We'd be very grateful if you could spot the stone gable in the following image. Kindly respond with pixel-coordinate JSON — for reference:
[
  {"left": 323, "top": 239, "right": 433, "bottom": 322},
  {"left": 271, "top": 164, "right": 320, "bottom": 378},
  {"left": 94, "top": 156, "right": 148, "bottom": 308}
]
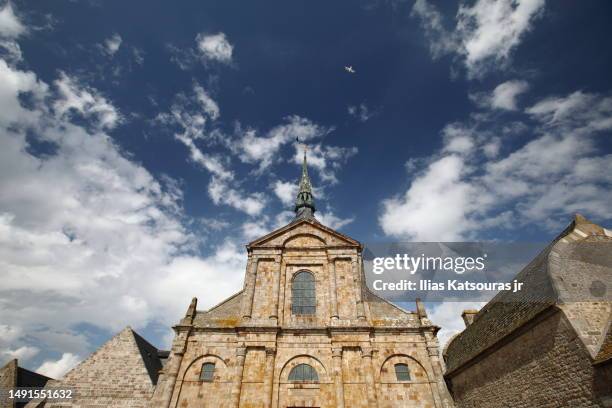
[{"left": 29, "top": 327, "right": 162, "bottom": 408}]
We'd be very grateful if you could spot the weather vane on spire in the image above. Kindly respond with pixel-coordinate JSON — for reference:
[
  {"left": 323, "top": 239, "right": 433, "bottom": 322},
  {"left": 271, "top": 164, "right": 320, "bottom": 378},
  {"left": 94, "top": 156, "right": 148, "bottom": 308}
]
[{"left": 296, "top": 136, "right": 308, "bottom": 157}]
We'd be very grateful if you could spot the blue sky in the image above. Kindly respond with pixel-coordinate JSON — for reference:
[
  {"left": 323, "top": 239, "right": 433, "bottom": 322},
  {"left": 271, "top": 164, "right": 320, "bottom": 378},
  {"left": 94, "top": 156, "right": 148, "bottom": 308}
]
[{"left": 0, "top": 0, "right": 611, "bottom": 378}]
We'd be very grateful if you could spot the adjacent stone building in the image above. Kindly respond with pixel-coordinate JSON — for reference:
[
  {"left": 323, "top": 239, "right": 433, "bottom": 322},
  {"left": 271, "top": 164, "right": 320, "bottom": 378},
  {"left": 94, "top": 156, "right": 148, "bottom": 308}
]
[
  {"left": 150, "top": 152, "right": 454, "bottom": 408},
  {"left": 0, "top": 359, "right": 50, "bottom": 408},
  {"left": 23, "top": 327, "right": 168, "bottom": 408},
  {"left": 443, "top": 215, "right": 612, "bottom": 408}
]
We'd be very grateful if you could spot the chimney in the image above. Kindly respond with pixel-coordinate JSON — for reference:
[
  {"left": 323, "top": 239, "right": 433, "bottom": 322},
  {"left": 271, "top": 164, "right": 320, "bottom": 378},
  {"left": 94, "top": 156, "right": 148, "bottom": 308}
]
[{"left": 461, "top": 309, "right": 479, "bottom": 327}]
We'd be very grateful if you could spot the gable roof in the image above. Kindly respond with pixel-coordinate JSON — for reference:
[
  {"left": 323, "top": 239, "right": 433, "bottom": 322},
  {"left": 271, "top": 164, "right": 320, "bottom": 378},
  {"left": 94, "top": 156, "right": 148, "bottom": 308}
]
[
  {"left": 444, "top": 215, "right": 612, "bottom": 375},
  {"left": 247, "top": 217, "right": 361, "bottom": 249},
  {"left": 60, "top": 327, "right": 168, "bottom": 386}
]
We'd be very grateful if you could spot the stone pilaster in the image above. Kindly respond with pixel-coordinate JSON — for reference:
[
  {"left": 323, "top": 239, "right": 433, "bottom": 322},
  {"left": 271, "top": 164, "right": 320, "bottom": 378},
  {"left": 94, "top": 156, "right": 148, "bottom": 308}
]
[
  {"left": 353, "top": 258, "right": 366, "bottom": 320},
  {"left": 361, "top": 347, "right": 379, "bottom": 407},
  {"left": 328, "top": 258, "right": 339, "bottom": 321},
  {"left": 230, "top": 345, "right": 247, "bottom": 408},
  {"left": 332, "top": 347, "right": 345, "bottom": 408},
  {"left": 263, "top": 347, "right": 276, "bottom": 408},
  {"left": 241, "top": 257, "right": 259, "bottom": 319},
  {"left": 270, "top": 257, "right": 281, "bottom": 320}
]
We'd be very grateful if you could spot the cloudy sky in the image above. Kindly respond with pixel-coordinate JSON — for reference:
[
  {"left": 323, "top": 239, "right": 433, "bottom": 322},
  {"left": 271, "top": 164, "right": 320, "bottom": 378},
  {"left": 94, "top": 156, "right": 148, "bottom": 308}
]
[{"left": 1, "top": 0, "right": 611, "bottom": 378}]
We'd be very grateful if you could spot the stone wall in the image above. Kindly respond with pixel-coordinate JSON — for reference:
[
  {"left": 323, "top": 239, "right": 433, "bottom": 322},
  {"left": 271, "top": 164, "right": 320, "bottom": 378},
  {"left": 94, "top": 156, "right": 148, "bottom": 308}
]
[
  {"left": 447, "top": 309, "right": 605, "bottom": 408},
  {"left": 169, "top": 330, "right": 444, "bottom": 408}
]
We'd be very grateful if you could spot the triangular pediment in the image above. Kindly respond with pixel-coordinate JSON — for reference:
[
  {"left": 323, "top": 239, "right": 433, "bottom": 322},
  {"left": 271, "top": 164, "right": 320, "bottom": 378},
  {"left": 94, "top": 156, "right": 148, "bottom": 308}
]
[{"left": 247, "top": 218, "right": 360, "bottom": 249}]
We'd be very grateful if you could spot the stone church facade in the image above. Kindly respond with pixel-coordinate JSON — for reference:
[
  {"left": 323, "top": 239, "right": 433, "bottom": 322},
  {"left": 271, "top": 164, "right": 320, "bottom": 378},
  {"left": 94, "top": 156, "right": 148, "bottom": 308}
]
[{"left": 150, "top": 153, "right": 454, "bottom": 408}]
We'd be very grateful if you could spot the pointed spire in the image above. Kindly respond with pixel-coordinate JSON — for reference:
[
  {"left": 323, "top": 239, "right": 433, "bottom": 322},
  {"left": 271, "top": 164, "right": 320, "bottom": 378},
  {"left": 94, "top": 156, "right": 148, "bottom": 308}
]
[{"left": 294, "top": 145, "right": 316, "bottom": 220}]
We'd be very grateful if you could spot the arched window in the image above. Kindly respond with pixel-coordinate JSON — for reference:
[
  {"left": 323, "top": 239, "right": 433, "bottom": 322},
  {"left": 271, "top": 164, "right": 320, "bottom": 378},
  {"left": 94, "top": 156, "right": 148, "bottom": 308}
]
[
  {"left": 288, "top": 364, "right": 319, "bottom": 382},
  {"left": 200, "top": 362, "right": 215, "bottom": 381},
  {"left": 394, "top": 363, "right": 410, "bottom": 381},
  {"left": 292, "top": 271, "right": 316, "bottom": 315}
]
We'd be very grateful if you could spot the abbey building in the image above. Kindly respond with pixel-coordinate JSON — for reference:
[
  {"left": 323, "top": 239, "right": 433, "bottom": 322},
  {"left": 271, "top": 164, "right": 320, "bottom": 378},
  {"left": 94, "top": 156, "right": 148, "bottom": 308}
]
[{"left": 149, "top": 151, "right": 454, "bottom": 407}]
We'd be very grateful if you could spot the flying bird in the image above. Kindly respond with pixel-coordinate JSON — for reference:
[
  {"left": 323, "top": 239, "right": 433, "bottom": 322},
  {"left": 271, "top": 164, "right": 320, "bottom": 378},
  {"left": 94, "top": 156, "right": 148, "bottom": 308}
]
[{"left": 344, "top": 66, "right": 356, "bottom": 74}]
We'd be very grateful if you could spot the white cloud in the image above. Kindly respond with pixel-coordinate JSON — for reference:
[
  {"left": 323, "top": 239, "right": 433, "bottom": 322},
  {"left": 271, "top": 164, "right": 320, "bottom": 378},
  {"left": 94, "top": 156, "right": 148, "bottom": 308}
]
[
  {"left": 36, "top": 353, "right": 81, "bottom": 379},
  {"left": 0, "top": 3, "right": 25, "bottom": 38},
  {"left": 0, "top": 61, "right": 248, "bottom": 369},
  {"left": 347, "top": 103, "right": 375, "bottom": 122},
  {"left": 411, "top": 0, "right": 457, "bottom": 58},
  {"left": 194, "top": 84, "right": 220, "bottom": 120},
  {"left": 241, "top": 220, "right": 270, "bottom": 240},
  {"left": 53, "top": 72, "right": 121, "bottom": 129},
  {"left": 1, "top": 346, "right": 40, "bottom": 362},
  {"left": 442, "top": 122, "right": 476, "bottom": 154},
  {"left": 473, "top": 80, "right": 530, "bottom": 110},
  {"left": 174, "top": 132, "right": 232, "bottom": 179},
  {"left": 490, "top": 80, "right": 529, "bottom": 110},
  {"left": 196, "top": 32, "right": 233, "bottom": 64},
  {"left": 149, "top": 241, "right": 246, "bottom": 321},
  {"left": 0, "top": 59, "right": 47, "bottom": 125},
  {"left": 157, "top": 85, "right": 229, "bottom": 180},
  {"left": 157, "top": 84, "right": 274, "bottom": 216},
  {"left": 316, "top": 211, "right": 354, "bottom": 230},
  {"left": 428, "top": 301, "right": 486, "bottom": 351},
  {"left": 103, "top": 33, "right": 122, "bottom": 56},
  {"left": 458, "top": 0, "right": 545, "bottom": 76},
  {"left": 412, "top": 0, "right": 546, "bottom": 78},
  {"left": 208, "top": 176, "right": 266, "bottom": 216},
  {"left": 273, "top": 180, "right": 297, "bottom": 206},
  {"left": 380, "top": 155, "right": 475, "bottom": 240},
  {"left": 0, "top": 3, "right": 26, "bottom": 63},
  {"left": 235, "top": 115, "right": 333, "bottom": 171},
  {"left": 379, "top": 89, "right": 612, "bottom": 240},
  {"left": 526, "top": 91, "right": 612, "bottom": 134},
  {"left": 291, "top": 143, "right": 358, "bottom": 184}
]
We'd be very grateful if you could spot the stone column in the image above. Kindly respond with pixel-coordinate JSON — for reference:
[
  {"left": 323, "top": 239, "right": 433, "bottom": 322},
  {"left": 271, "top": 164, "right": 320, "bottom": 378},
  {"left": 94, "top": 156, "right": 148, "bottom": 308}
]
[
  {"left": 332, "top": 347, "right": 345, "bottom": 408},
  {"left": 361, "top": 347, "right": 379, "bottom": 408},
  {"left": 241, "top": 257, "right": 259, "bottom": 319},
  {"left": 328, "top": 258, "right": 339, "bottom": 321},
  {"left": 263, "top": 347, "right": 276, "bottom": 408},
  {"left": 353, "top": 258, "right": 366, "bottom": 320},
  {"left": 230, "top": 345, "right": 247, "bottom": 408},
  {"left": 270, "top": 257, "right": 281, "bottom": 320}
]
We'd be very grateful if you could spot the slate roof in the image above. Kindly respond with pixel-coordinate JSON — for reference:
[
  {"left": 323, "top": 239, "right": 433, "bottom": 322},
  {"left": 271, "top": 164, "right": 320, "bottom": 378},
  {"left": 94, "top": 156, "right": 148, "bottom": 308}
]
[
  {"left": 192, "top": 291, "right": 244, "bottom": 327},
  {"left": 444, "top": 215, "right": 612, "bottom": 375},
  {"left": 131, "top": 329, "right": 168, "bottom": 385},
  {"left": 17, "top": 366, "right": 52, "bottom": 387}
]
